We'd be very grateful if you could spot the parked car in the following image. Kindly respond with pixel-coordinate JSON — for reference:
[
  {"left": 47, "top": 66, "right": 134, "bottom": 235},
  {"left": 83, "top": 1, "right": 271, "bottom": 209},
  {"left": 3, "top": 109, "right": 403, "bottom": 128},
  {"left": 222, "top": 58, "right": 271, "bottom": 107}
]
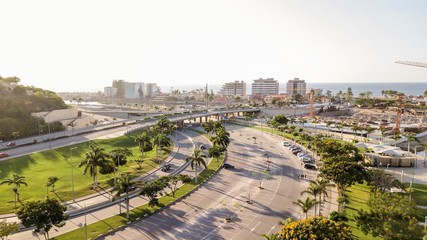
[
  {"left": 297, "top": 152, "right": 307, "bottom": 158},
  {"left": 301, "top": 157, "right": 314, "bottom": 163},
  {"left": 222, "top": 163, "right": 235, "bottom": 169},
  {"left": 304, "top": 163, "right": 317, "bottom": 170},
  {"left": 0, "top": 153, "right": 9, "bottom": 158},
  {"left": 161, "top": 163, "right": 171, "bottom": 172},
  {"left": 6, "top": 142, "right": 16, "bottom": 147},
  {"left": 282, "top": 141, "right": 291, "bottom": 147},
  {"left": 292, "top": 149, "right": 302, "bottom": 155}
]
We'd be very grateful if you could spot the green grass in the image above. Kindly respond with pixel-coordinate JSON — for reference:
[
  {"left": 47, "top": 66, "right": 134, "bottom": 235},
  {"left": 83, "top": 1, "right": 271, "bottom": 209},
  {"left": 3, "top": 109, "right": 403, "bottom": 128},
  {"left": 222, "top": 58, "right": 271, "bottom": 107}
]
[
  {"left": 0, "top": 130, "right": 171, "bottom": 214},
  {"left": 408, "top": 183, "right": 427, "bottom": 206},
  {"left": 53, "top": 152, "right": 225, "bottom": 240},
  {"left": 345, "top": 183, "right": 382, "bottom": 240}
]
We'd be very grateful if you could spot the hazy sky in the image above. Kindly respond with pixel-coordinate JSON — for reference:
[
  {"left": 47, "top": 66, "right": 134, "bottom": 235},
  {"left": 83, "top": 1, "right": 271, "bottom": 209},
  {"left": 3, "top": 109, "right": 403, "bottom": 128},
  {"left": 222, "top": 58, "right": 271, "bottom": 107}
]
[{"left": 1, "top": 0, "right": 426, "bottom": 92}]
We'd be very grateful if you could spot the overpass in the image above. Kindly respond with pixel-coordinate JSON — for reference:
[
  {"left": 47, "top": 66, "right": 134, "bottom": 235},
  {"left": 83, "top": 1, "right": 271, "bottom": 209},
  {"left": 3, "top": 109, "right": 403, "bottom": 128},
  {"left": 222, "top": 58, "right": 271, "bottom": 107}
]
[{"left": 0, "top": 108, "right": 260, "bottom": 150}]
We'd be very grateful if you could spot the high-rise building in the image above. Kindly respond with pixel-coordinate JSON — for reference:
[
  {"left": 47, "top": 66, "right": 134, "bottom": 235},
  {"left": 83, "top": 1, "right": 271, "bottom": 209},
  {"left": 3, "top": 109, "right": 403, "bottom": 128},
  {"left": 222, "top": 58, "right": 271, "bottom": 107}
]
[
  {"left": 286, "top": 78, "right": 306, "bottom": 95},
  {"left": 112, "top": 80, "right": 126, "bottom": 98},
  {"left": 219, "top": 81, "right": 246, "bottom": 97},
  {"left": 104, "top": 87, "right": 117, "bottom": 97},
  {"left": 124, "top": 82, "right": 144, "bottom": 99},
  {"left": 144, "top": 83, "right": 159, "bottom": 98},
  {"left": 252, "top": 78, "right": 279, "bottom": 96}
]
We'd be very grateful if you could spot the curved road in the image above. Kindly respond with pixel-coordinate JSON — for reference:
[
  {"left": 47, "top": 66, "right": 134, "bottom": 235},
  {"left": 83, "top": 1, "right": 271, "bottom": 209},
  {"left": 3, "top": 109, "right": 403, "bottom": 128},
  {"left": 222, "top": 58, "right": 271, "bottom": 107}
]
[{"left": 101, "top": 125, "right": 318, "bottom": 240}]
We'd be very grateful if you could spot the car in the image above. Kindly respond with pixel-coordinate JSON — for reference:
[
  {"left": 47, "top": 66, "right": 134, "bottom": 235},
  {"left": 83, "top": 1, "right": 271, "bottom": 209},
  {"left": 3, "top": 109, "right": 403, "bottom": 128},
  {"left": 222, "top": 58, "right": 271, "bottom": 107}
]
[
  {"left": 297, "top": 152, "right": 307, "bottom": 158},
  {"left": 304, "top": 163, "right": 317, "bottom": 170},
  {"left": 6, "top": 142, "right": 16, "bottom": 147},
  {"left": 292, "top": 149, "right": 302, "bottom": 155},
  {"left": 222, "top": 163, "right": 235, "bottom": 169},
  {"left": 301, "top": 157, "right": 314, "bottom": 163},
  {"left": 0, "top": 153, "right": 9, "bottom": 158},
  {"left": 282, "top": 141, "right": 291, "bottom": 147},
  {"left": 161, "top": 163, "right": 171, "bottom": 172}
]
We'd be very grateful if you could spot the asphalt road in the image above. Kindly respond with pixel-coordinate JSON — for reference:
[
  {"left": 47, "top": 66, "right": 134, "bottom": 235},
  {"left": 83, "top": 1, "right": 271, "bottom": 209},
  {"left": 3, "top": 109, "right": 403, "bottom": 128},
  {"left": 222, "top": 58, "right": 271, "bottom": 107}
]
[
  {"left": 8, "top": 129, "right": 212, "bottom": 240},
  {"left": 100, "top": 125, "right": 316, "bottom": 240}
]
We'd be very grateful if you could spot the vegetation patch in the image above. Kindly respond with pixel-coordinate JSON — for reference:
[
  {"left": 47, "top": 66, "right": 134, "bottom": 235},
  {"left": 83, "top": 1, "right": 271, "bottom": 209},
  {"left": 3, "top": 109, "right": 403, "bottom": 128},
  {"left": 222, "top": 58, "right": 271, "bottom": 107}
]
[
  {"left": 345, "top": 183, "right": 382, "bottom": 240},
  {"left": 53, "top": 152, "right": 224, "bottom": 240}
]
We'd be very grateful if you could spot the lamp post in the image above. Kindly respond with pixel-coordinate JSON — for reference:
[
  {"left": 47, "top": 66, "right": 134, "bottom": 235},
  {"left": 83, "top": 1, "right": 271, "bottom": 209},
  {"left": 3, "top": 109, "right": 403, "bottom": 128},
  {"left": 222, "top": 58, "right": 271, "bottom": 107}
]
[{"left": 70, "top": 147, "right": 77, "bottom": 201}]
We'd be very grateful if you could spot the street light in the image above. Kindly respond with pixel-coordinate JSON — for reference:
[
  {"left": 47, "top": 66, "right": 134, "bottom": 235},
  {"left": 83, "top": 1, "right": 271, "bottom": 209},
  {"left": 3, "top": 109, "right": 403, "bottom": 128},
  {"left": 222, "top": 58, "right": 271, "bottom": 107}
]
[{"left": 70, "top": 147, "right": 77, "bottom": 201}]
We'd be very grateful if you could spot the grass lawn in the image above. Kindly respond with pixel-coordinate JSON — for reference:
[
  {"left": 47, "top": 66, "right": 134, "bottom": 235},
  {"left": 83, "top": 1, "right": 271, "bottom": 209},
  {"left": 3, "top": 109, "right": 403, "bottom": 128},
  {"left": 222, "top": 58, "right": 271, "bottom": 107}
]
[
  {"left": 345, "top": 183, "right": 382, "bottom": 240},
  {"left": 0, "top": 130, "right": 171, "bottom": 214},
  {"left": 408, "top": 183, "right": 427, "bottom": 206},
  {"left": 53, "top": 151, "right": 225, "bottom": 240}
]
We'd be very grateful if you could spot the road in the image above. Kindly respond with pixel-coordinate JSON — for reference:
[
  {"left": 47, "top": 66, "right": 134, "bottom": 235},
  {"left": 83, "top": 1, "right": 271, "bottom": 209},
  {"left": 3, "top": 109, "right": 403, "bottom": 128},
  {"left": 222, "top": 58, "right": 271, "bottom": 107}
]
[
  {"left": 8, "top": 129, "right": 212, "bottom": 240},
  {"left": 100, "top": 125, "right": 319, "bottom": 240}
]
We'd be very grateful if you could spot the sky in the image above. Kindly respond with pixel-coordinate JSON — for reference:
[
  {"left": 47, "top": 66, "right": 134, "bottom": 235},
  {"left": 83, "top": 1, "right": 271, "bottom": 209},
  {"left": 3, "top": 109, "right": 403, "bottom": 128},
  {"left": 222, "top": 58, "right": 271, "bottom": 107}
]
[{"left": 1, "top": 0, "right": 427, "bottom": 92}]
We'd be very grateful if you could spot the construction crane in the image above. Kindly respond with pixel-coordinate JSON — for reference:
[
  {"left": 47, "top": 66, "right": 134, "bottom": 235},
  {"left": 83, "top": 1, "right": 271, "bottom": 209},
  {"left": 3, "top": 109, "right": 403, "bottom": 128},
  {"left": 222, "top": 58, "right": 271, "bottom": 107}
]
[
  {"left": 395, "top": 61, "right": 427, "bottom": 68},
  {"left": 309, "top": 89, "right": 314, "bottom": 118},
  {"left": 394, "top": 93, "right": 404, "bottom": 133}
]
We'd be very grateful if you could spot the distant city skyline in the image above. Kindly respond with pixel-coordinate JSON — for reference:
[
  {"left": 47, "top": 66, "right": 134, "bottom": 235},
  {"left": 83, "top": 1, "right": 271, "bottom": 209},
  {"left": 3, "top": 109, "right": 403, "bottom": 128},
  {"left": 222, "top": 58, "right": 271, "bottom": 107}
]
[{"left": 1, "top": 0, "right": 426, "bottom": 92}]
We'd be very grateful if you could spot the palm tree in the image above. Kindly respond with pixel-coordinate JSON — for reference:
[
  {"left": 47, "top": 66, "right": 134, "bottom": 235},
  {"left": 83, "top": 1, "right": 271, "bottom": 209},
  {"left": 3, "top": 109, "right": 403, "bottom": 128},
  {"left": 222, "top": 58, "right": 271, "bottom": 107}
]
[
  {"left": 186, "top": 149, "right": 207, "bottom": 183},
  {"left": 211, "top": 129, "right": 230, "bottom": 149},
  {"left": 405, "top": 132, "right": 417, "bottom": 153},
  {"left": 112, "top": 174, "right": 140, "bottom": 220},
  {"left": 201, "top": 121, "right": 215, "bottom": 137},
  {"left": 153, "top": 133, "right": 172, "bottom": 164},
  {"left": 135, "top": 131, "right": 153, "bottom": 160},
  {"left": 78, "top": 145, "right": 111, "bottom": 189},
  {"left": 391, "top": 132, "right": 402, "bottom": 147},
  {"left": 379, "top": 126, "right": 387, "bottom": 144},
  {"left": 292, "top": 197, "right": 317, "bottom": 219},
  {"left": 312, "top": 178, "right": 332, "bottom": 215},
  {"left": 109, "top": 147, "right": 133, "bottom": 184},
  {"left": 301, "top": 181, "right": 322, "bottom": 217},
  {"left": 1, "top": 173, "right": 28, "bottom": 207},
  {"left": 208, "top": 146, "right": 223, "bottom": 163}
]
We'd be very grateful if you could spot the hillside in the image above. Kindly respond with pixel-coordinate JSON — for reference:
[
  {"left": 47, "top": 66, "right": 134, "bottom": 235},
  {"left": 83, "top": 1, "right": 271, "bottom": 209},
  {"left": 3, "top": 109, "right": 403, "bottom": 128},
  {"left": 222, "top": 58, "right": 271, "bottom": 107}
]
[{"left": 0, "top": 76, "right": 68, "bottom": 141}]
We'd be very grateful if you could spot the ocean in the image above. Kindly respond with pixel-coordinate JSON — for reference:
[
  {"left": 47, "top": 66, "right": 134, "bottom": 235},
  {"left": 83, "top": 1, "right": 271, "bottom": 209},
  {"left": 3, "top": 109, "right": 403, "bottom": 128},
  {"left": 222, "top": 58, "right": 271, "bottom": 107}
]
[{"left": 161, "top": 82, "right": 427, "bottom": 97}]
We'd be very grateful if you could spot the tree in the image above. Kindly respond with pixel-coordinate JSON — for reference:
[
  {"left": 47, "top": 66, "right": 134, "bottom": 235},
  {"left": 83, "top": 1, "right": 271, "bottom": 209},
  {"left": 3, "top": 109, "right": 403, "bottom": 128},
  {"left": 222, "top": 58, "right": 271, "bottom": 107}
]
[
  {"left": 208, "top": 146, "right": 223, "bottom": 163},
  {"left": 211, "top": 128, "right": 230, "bottom": 149},
  {"left": 16, "top": 197, "right": 68, "bottom": 240},
  {"left": 0, "top": 173, "right": 28, "bottom": 207},
  {"left": 391, "top": 132, "right": 401, "bottom": 146},
  {"left": 112, "top": 174, "right": 140, "bottom": 220},
  {"left": 159, "top": 174, "right": 191, "bottom": 198},
  {"left": 260, "top": 233, "right": 281, "bottom": 240},
  {"left": 270, "top": 114, "right": 288, "bottom": 128},
  {"left": 405, "top": 132, "right": 417, "bottom": 153},
  {"left": 355, "top": 193, "right": 423, "bottom": 240},
  {"left": 46, "top": 176, "right": 59, "bottom": 194},
  {"left": 301, "top": 180, "right": 330, "bottom": 216},
  {"left": 78, "top": 145, "right": 111, "bottom": 189},
  {"left": 345, "top": 87, "right": 353, "bottom": 102},
  {"left": 185, "top": 149, "right": 207, "bottom": 183},
  {"left": 281, "top": 217, "right": 354, "bottom": 240},
  {"left": 139, "top": 179, "right": 166, "bottom": 207},
  {"left": 0, "top": 220, "right": 19, "bottom": 240},
  {"left": 321, "top": 161, "right": 367, "bottom": 197},
  {"left": 366, "top": 169, "right": 403, "bottom": 193},
  {"left": 109, "top": 147, "right": 133, "bottom": 184},
  {"left": 293, "top": 197, "right": 317, "bottom": 219},
  {"left": 153, "top": 133, "right": 172, "bottom": 164},
  {"left": 135, "top": 131, "right": 153, "bottom": 160}
]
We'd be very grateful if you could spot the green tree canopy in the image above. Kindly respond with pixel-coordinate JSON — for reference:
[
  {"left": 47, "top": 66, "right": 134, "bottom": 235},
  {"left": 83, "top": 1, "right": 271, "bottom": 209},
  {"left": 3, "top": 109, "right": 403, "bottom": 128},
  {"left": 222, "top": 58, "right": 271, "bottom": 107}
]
[
  {"left": 16, "top": 197, "right": 68, "bottom": 240},
  {"left": 355, "top": 192, "right": 423, "bottom": 240}
]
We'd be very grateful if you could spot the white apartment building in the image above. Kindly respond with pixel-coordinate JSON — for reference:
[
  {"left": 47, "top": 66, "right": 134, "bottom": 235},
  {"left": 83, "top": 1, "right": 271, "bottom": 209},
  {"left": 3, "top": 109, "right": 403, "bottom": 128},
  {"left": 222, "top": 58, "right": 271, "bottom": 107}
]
[
  {"left": 124, "top": 82, "right": 144, "bottom": 99},
  {"left": 286, "top": 78, "right": 306, "bottom": 95},
  {"left": 219, "top": 81, "right": 246, "bottom": 97},
  {"left": 104, "top": 81, "right": 158, "bottom": 99},
  {"left": 252, "top": 78, "right": 279, "bottom": 96}
]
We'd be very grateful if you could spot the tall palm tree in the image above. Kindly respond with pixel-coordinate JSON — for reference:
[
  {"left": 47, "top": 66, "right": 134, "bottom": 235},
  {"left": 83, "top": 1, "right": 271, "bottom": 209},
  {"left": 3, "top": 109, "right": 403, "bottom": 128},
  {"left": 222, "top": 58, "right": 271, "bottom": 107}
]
[
  {"left": 405, "top": 132, "right": 417, "bottom": 154},
  {"left": 379, "top": 126, "right": 387, "bottom": 144},
  {"left": 208, "top": 146, "right": 223, "bottom": 163},
  {"left": 301, "top": 181, "right": 322, "bottom": 217},
  {"left": 153, "top": 133, "right": 172, "bottom": 164},
  {"left": 212, "top": 129, "right": 230, "bottom": 149},
  {"left": 292, "top": 197, "right": 317, "bottom": 219},
  {"left": 201, "top": 121, "right": 215, "bottom": 137},
  {"left": 313, "top": 178, "right": 332, "bottom": 215},
  {"left": 135, "top": 131, "right": 153, "bottom": 160},
  {"left": 186, "top": 149, "right": 207, "bottom": 183},
  {"left": 391, "top": 132, "right": 402, "bottom": 147},
  {"left": 112, "top": 174, "right": 140, "bottom": 220},
  {"left": 109, "top": 147, "right": 133, "bottom": 184},
  {"left": 78, "top": 145, "right": 111, "bottom": 189},
  {"left": 1, "top": 173, "right": 28, "bottom": 207}
]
